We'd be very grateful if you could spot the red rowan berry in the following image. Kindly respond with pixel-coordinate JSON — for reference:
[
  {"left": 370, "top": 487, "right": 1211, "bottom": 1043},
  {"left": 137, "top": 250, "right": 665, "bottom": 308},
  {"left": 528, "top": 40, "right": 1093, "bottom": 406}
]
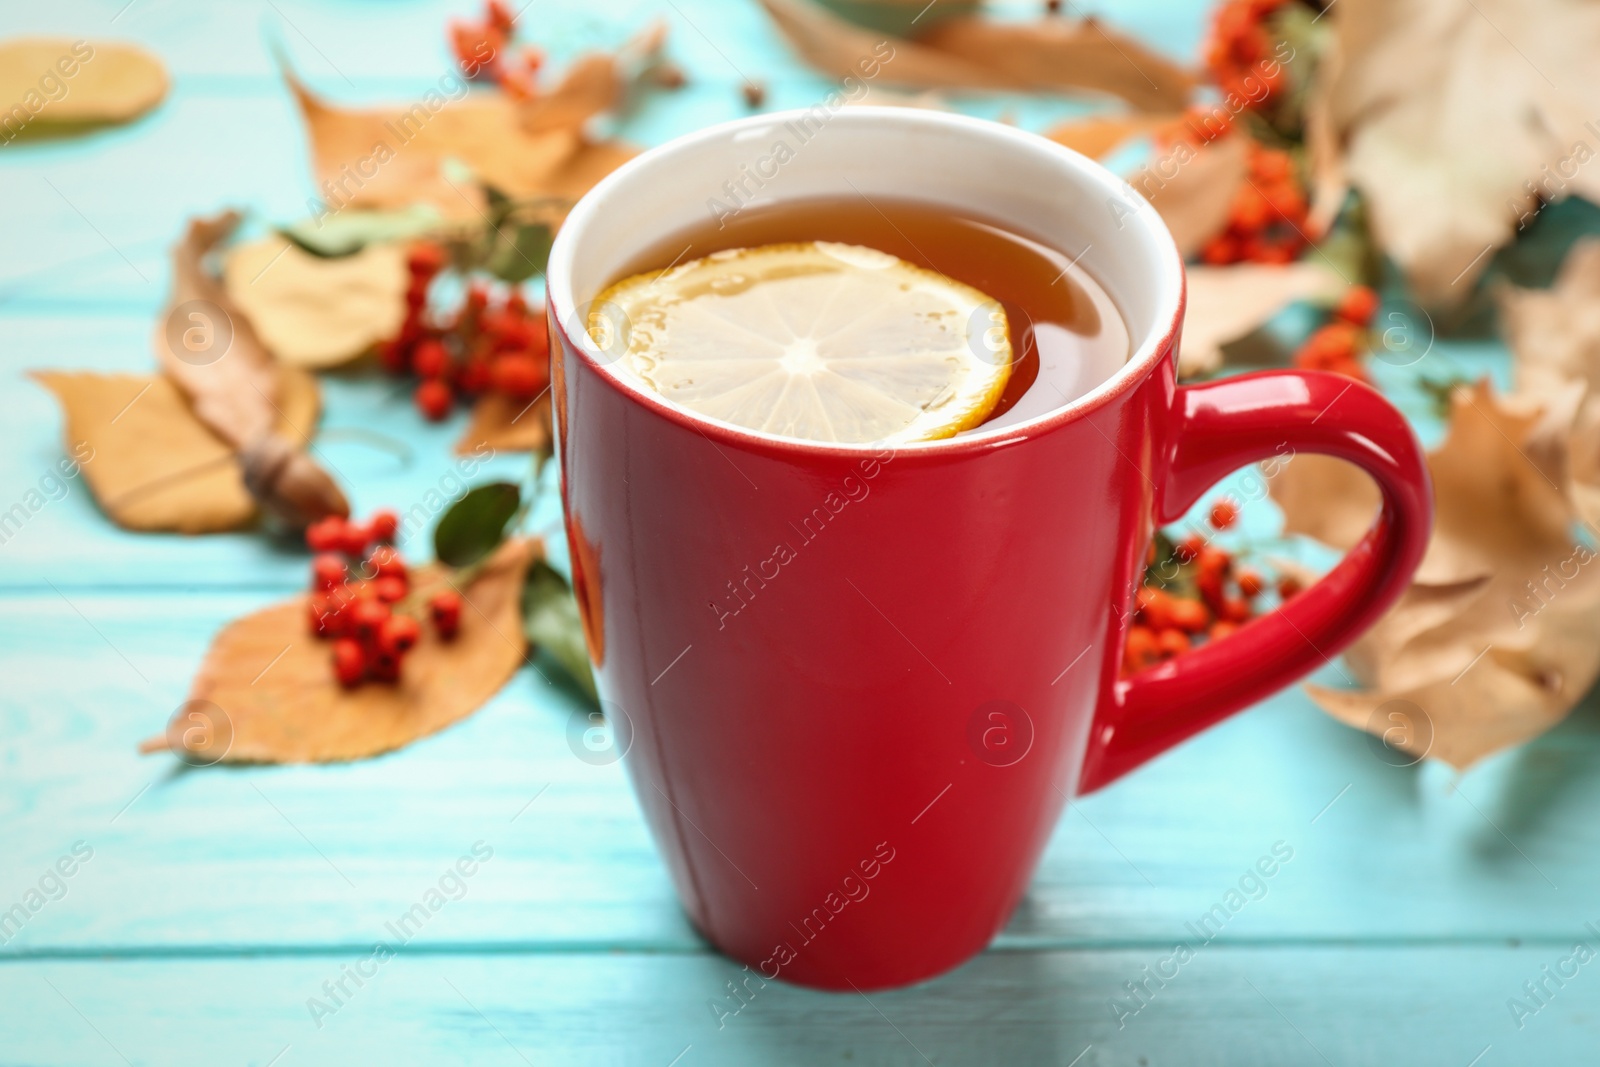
[
  {"left": 351, "top": 599, "right": 391, "bottom": 642},
  {"left": 333, "top": 639, "right": 366, "bottom": 687},
  {"left": 1335, "top": 285, "right": 1380, "bottom": 327},
  {"left": 312, "top": 553, "right": 347, "bottom": 590},
  {"left": 429, "top": 591, "right": 463, "bottom": 639},
  {"left": 416, "top": 379, "right": 454, "bottom": 421},
  {"left": 306, "top": 516, "right": 346, "bottom": 553},
  {"left": 379, "top": 614, "right": 422, "bottom": 657},
  {"left": 369, "top": 510, "right": 399, "bottom": 544}
]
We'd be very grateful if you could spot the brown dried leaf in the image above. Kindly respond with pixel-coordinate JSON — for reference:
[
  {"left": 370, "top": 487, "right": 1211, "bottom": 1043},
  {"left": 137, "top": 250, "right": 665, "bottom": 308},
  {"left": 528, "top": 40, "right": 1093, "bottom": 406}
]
[
  {"left": 286, "top": 68, "right": 637, "bottom": 219},
  {"left": 1499, "top": 242, "right": 1600, "bottom": 532},
  {"left": 1274, "top": 454, "right": 1380, "bottom": 555},
  {"left": 222, "top": 237, "right": 409, "bottom": 368},
  {"left": 30, "top": 366, "right": 319, "bottom": 533},
  {"left": 455, "top": 392, "right": 551, "bottom": 455},
  {"left": 1287, "top": 382, "right": 1600, "bottom": 767},
  {"left": 1044, "top": 112, "right": 1179, "bottom": 159},
  {"left": 140, "top": 538, "right": 539, "bottom": 763},
  {"left": 0, "top": 38, "right": 167, "bottom": 136},
  {"left": 913, "top": 17, "right": 1195, "bottom": 113},
  {"left": 1324, "top": 0, "right": 1600, "bottom": 304},
  {"left": 157, "top": 213, "right": 347, "bottom": 528},
  {"left": 1180, "top": 263, "right": 1341, "bottom": 376},
  {"left": 1301, "top": 32, "right": 1347, "bottom": 239},
  {"left": 1135, "top": 132, "right": 1249, "bottom": 260},
  {"left": 519, "top": 21, "right": 668, "bottom": 135},
  {"left": 757, "top": 0, "right": 1194, "bottom": 110}
]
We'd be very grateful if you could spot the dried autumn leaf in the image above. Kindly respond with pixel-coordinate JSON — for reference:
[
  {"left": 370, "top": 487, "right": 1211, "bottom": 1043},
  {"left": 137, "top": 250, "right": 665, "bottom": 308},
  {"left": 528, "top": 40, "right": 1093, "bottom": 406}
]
[
  {"left": 156, "top": 213, "right": 348, "bottom": 528},
  {"left": 0, "top": 38, "right": 167, "bottom": 137},
  {"left": 1133, "top": 131, "right": 1249, "bottom": 260},
  {"left": 1180, "top": 262, "right": 1340, "bottom": 376},
  {"left": 1282, "top": 382, "right": 1600, "bottom": 767},
  {"left": 139, "top": 538, "right": 539, "bottom": 763},
  {"left": 518, "top": 22, "right": 668, "bottom": 135},
  {"left": 757, "top": 0, "right": 1193, "bottom": 110},
  {"left": 1324, "top": 0, "right": 1600, "bottom": 304},
  {"left": 222, "top": 237, "right": 409, "bottom": 368},
  {"left": 1044, "top": 112, "right": 1180, "bottom": 159},
  {"left": 1301, "top": 32, "right": 1347, "bottom": 239},
  {"left": 456, "top": 392, "right": 551, "bottom": 455},
  {"left": 30, "top": 366, "right": 319, "bottom": 533},
  {"left": 1498, "top": 238, "right": 1600, "bottom": 531},
  {"left": 913, "top": 16, "right": 1195, "bottom": 113},
  {"left": 286, "top": 65, "right": 638, "bottom": 220}
]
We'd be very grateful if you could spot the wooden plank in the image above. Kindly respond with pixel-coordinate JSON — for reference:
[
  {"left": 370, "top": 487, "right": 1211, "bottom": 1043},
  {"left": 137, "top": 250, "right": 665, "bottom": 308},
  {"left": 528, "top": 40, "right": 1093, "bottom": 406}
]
[
  {"left": 4, "top": 588, "right": 1598, "bottom": 955},
  {"left": 0, "top": 946, "right": 1583, "bottom": 1065}
]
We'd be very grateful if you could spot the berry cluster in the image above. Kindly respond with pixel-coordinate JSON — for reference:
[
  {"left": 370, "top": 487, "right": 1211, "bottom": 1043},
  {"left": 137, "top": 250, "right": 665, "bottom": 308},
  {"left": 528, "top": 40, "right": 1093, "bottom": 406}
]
[
  {"left": 1203, "top": 0, "right": 1291, "bottom": 108},
  {"left": 304, "top": 513, "right": 465, "bottom": 687},
  {"left": 1201, "top": 143, "right": 1307, "bottom": 265},
  {"left": 1292, "top": 285, "right": 1380, "bottom": 382},
  {"left": 450, "top": 0, "right": 545, "bottom": 99},
  {"left": 1125, "top": 499, "right": 1300, "bottom": 674},
  {"left": 379, "top": 242, "right": 552, "bottom": 423}
]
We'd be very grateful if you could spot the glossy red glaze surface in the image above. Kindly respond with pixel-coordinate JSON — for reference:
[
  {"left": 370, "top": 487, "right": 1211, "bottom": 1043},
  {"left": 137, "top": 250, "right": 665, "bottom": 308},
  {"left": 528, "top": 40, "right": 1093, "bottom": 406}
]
[{"left": 551, "top": 292, "right": 1432, "bottom": 988}]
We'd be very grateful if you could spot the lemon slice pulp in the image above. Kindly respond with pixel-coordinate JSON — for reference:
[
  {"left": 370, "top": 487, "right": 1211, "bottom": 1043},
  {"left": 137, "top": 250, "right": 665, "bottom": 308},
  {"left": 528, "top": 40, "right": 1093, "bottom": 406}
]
[{"left": 588, "top": 242, "right": 1012, "bottom": 444}]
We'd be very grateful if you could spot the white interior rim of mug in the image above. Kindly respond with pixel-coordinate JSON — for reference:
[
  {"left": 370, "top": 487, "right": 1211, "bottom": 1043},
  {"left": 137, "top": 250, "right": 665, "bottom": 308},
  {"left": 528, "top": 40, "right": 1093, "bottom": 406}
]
[{"left": 546, "top": 106, "right": 1185, "bottom": 453}]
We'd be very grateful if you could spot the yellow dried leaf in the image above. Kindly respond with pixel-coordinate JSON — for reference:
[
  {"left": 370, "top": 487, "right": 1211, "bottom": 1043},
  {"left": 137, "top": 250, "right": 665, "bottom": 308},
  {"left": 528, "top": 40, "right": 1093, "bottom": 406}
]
[
  {"left": 30, "top": 366, "right": 319, "bottom": 534},
  {"left": 0, "top": 38, "right": 166, "bottom": 137},
  {"left": 1180, "top": 263, "right": 1341, "bottom": 376},
  {"left": 456, "top": 392, "right": 551, "bottom": 455},
  {"left": 140, "top": 539, "right": 539, "bottom": 763},
  {"left": 223, "top": 237, "right": 409, "bottom": 368},
  {"left": 1325, "top": 0, "right": 1600, "bottom": 304}
]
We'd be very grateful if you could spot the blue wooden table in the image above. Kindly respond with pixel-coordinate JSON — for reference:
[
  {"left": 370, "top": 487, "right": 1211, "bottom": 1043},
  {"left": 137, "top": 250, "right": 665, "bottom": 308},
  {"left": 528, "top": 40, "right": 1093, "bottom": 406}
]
[{"left": 3, "top": 2, "right": 1597, "bottom": 1063}]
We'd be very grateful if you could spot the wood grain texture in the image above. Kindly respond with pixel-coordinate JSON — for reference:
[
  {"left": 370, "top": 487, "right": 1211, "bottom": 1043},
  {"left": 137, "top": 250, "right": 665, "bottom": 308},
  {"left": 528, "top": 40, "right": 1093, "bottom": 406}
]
[
  {"left": 1, "top": 0, "right": 1592, "bottom": 1062},
  {"left": 0, "top": 948, "right": 1587, "bottom": 1066}
]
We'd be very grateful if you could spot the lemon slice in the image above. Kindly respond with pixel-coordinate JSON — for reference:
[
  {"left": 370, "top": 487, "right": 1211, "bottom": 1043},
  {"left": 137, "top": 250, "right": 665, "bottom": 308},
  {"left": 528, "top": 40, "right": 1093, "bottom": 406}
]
[{"left": 589, "top": 242, "right": 1012, "bottom": 444}]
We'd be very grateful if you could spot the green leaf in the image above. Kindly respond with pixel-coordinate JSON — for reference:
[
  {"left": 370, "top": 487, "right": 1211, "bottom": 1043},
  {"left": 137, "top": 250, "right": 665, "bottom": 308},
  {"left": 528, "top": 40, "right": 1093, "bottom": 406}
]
[
  {"left": 278, "top": 206, "right": 445, "bottom": 258},
  {"left": 434, "top": 482, "right": 521, "bottom": 568},
  {"left": 522, "top": 560, "right": 598, "bottom": 701},
  {"left": 481, "top": 216, "right": 554, "bottom": 283}
]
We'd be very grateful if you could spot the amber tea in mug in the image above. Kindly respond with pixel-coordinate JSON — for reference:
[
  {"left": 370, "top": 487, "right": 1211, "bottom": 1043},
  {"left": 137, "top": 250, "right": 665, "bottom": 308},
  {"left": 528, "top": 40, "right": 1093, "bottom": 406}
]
[{"left": 612, "top": 195, "right": 1131, "bottom": 430}]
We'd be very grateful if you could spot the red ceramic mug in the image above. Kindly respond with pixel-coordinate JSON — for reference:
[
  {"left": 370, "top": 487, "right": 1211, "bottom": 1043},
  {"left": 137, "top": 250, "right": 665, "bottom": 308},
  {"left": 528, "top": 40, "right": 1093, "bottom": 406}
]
[{"left": 546, "top": 108, "right": 1432, "bottom": 991}]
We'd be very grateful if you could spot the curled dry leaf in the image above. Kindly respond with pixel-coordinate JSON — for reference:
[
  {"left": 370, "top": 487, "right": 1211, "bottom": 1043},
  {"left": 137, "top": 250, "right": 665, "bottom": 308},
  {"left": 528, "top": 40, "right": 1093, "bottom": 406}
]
[
  {"left": 157, "top": 213, "right": 347, "bottom": 528},
  {"left": 1180, "top": 262, "right": 1340, "bottom": 377},
  {"left": 756, "top": 0, "right": 1193, "bottom": 111},
  {"left": 1277, "top": 381, "right": 1600, "bottom": 767},
  {"left": 0, "top": 38, "right": 167, "bottom": 136},
  {"left": 139, "top": 538, "right": 539, "bottom": 764},
  {"left": 456, "top": 392, "right": 552, "bottom": 456},
  {"left": 1498, "top": 238, "right": 1600, "bottom": 531},
  {"left": 222, "top": 237, "right": 409, "bottom": 368},
  {"left": 30, "top": 366, "right": 320, "bottom": 533},
  {"left": 1134, "top": 130, "right": 1249, "bottom": 260},
  {"left": 1324, "top": 0, "right": 1600, "bottom": 304}
]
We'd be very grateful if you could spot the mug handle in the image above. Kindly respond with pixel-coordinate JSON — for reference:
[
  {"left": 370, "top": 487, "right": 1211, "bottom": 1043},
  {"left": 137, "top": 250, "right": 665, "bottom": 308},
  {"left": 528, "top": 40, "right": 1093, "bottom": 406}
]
[{"left": 1076, "top": 370, "right": 1434, "bottom": 795}]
